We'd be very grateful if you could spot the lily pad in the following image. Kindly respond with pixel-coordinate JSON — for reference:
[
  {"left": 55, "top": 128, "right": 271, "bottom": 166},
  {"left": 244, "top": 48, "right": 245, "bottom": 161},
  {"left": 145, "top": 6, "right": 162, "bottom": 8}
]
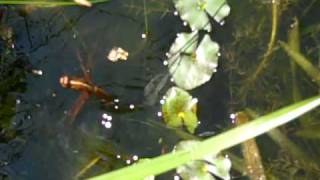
[
  {"left": 174, "top": 140, "right": 232, "bottom": 180},
  {"left": 173, "top": 0, "right": 230, "bottom": 31},
  {"left": 161, "top": 87, "right": 198, "bottom": 133},
  {"left": 167, "top": 32, "right": 220, "bottom": 90}
]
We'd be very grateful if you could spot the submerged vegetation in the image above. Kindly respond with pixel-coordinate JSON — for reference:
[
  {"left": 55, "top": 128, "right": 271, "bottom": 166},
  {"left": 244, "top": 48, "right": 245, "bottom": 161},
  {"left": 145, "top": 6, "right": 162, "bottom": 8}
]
[{"left": 0, "top": 0, "right": 320, "bottom": 179}]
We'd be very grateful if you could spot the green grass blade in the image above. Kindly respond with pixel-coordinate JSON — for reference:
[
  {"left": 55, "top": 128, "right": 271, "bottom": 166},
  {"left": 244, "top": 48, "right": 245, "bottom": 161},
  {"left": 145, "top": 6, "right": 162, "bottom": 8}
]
[
  {"left": 0, "top": 0, "right": 110, "bottom": 6},
  {"left": 89, "top": 95, "right": 320, "bottom": 180},
  {"left": 280, "top": 41, "right": 320, "bottom": 86}
]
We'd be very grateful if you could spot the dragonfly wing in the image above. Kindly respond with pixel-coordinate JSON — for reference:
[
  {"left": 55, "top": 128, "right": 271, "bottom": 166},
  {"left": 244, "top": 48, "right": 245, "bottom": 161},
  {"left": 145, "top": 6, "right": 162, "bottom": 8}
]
[{"left": 67, "top": 92, "right": 90, "bottom": 123}]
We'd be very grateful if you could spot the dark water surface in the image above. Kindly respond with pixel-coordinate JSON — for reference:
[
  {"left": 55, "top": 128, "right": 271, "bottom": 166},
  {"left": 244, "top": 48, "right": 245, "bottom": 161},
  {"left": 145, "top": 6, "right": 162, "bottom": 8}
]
[{"left": 0, "top": 1, "right": 229, "bottom": 179}]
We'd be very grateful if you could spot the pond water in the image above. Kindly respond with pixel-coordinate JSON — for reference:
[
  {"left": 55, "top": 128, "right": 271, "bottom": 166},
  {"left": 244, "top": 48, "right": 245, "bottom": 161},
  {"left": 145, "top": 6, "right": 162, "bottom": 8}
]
[{"left": 1, "top": 0, "right": 320, "bottom": 179}]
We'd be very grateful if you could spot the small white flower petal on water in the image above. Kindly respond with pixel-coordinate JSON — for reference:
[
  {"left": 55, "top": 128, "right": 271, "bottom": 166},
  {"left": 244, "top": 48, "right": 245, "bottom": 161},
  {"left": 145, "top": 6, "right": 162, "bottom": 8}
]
[{"left": 107, "top": 47, "right": 129, "bottom": 62}]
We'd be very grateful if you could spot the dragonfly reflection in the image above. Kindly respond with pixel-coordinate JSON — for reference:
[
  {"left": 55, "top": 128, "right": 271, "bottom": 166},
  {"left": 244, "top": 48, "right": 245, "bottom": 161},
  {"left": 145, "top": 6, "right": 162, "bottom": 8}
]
[{"left": 60, "top": 51, "right": 138, "bottom": 123}]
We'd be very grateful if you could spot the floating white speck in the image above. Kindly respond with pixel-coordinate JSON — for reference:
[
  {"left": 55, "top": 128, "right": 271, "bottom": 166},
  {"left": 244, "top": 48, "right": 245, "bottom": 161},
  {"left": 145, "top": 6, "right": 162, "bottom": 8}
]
[
  {"left": 229, "top": 113, "right": 236, "bottom": 119},
  {"left": 104, "top": 121, "right": 112, "bottom": 128},
  {"left": 173, "top": 11, "right": 178, "bottom": 16},
  {"left": 73, "top": 33, "right": 77, "bottom": 39},
  {"left": 107, "top": 115, "right": 112, "bottom": 121},
  {"left": 170, "top": 78, "right": 174, "bottom": 82},
  {"left": 132, "top": 155, "right": 139, "bottom": 161},
  {"left": 101, "top": 120, "right": 106, "bottom": 125},
  {"left": 219, "top": 20, "right": 225, "bottom": 26},
  {"left": 27, "top": 115, "right": 31, "bottom": 119},
  {"left": 114, "top": 105, "right": 119, "bottom": 110},
  {"left": 52, "top": 93, "right": 56, "bottom": 97},
  {"left": 16, "top": 99, "right": 21, "bottom": 104},
  {"left": 116, "top": 155, "right": 121, "bottom": 159},
  {"left": 141, "top": 33, "right": 147, "bottom": 39},
  {"left": 32, "top": 69, "right": 43, "bottom": 76},
  {"left": 163, "top": 60, "right": 168, "bottom": 66},
  {"left": 174, "top": 175, "right": 180, "bottom": 180},
  {"left": 157, "top": 111, "right": 162, "bottom": 117},
  {"left": 126, "top": 159, "right": 131, "bottom": 164},
  {"left": 129, "top": 104, "right": 135, "bottom": 110},
  {"left": 160, "top": 99, "right": 165, "bottom": 105},
  {"left": 217, "top": 52, "right": 221, "bottom": 57},
  {"left": 114, "top": 99, "right": 119, "bottom": 103},
  {"left": 102, "top": 113, "right": 109, "bottom": 119},
  {"left": 183, "top": 21, "right": 188, "bottom": 26}
]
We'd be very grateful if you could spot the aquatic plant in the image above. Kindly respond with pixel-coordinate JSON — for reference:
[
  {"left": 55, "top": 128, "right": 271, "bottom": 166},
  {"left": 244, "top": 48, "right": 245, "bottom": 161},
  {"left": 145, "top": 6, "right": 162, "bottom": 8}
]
[
  {"left": 161, "top": 87, "right": 198, "bottom": 133},
  {"left": 90, "top": 95, "right": 320, "bottom": 180}
]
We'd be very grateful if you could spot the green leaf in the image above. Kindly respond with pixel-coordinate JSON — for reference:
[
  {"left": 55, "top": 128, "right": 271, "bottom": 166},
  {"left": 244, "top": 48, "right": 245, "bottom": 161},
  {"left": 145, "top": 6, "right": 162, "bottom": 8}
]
[
  {"left": 167, "top": 33, "right": 219, "bottom": 90},
  {"left": 162, "top": 87, "right": 198, "bottom": 133},
  {"left": 173, "top": 0, "right": 230, "bottom": 31},
  {"left": 175, "top": 140, "right": 231, "bottom": 180}
]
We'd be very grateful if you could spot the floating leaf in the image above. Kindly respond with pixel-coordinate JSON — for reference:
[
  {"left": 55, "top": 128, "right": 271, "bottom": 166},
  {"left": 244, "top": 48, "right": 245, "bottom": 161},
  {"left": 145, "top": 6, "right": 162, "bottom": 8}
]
[
  {"left": 167, "top": 32, "right": 220, "bottom": 90},
  {"left": 173, "top": 0, "right": 230, "bottom": 31},
  {"left": 161, "top": 87, "right": 198, "bottom": 133},
  {"left": 174, "top": 140, "right": 232, "bottom": 180}
]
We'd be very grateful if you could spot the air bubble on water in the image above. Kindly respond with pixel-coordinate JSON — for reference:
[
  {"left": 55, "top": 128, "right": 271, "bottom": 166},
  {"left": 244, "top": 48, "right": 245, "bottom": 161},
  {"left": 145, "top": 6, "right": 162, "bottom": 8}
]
[
  {"left": 116, "top": 154, "right": 121, "bottom": 159},
  {"left": 141, "top": 33, "right": 147, "bottom": 39},
  {"left": 102, "top": 113, "right": 108, "bottom": 119},
  {"left": 174, "top": 175, "right": 180, "bottom": 180},
  {"left": 104, "top": 121, "right": 112, "bottom": 128},
  {"left": 114, "top": 105, "right": 119, "bottom": 110},
  {"left": 129, "top": 104, "right": 135, "bottom": 110},
  {"left": 173, "top": 11, "right": 178, "bottom": 16},
  {"left": 114, "top": 99, "right": 120, "bottom": 103},
  {"left": 160, "top": 99, "right": 165, "bottom": 105},
  {"left": 32, "top": 69, "right": 43, "bottom": 76},
  {"left": 183, "top": 21, "right": 188, "bottom": 26},
  {"left": 157, "top": 111, "right": 162, "bottom": 117},
  {"left": 163, "top": 60, "right": 168, "bottom": 66},
  {"left": 132, "top": 155, "right": 139, "bottom": 161},
  {"left": 229, "top": 113, "right": 236, "bottom": 119}
]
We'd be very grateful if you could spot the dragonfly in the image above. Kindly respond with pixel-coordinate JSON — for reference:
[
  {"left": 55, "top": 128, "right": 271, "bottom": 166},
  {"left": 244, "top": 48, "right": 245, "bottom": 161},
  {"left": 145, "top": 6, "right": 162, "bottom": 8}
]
[{"left": 60, "top": 51, "right": 137, "bottom": 123}]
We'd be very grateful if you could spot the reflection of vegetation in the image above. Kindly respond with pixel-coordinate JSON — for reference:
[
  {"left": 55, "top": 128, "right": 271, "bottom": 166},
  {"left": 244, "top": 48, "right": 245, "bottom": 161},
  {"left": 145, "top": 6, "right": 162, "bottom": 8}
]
[
  {"left": 0, "top": 22, "right": 28, "bottom": 144},
  {"left": 224, "top": 1, "right": 320, "bottom": 179}
]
